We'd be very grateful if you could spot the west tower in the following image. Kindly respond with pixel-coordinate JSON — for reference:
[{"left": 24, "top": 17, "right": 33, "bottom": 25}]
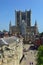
[{"left": 15, "top": 10, "right": 31, "bottom": 27}]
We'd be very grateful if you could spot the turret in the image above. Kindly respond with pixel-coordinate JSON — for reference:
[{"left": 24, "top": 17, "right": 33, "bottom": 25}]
[
  {"left": 34, "top": 20, "right": 39, "bottom": 35},
  {"left": 9, "top": 20, "right": 11, "bottom": 28},
  {"left": 35, "top": 20, "right": 37, "bottom": 28},
  {"left": 9, "top": 21, "right": 12, "bottom": 34},
  {"left": 26, "top": 9, "right": 31, "bottom": 26}
]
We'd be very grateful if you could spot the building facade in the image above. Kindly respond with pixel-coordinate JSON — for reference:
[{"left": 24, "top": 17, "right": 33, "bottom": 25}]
[{"left": 9, "top": 10, "right": 39, "bottom": 41}]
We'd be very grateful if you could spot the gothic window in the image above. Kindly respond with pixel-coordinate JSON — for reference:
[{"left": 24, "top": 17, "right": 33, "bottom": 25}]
[{"left": 22, "top": 13, "right": 26, "bottom": 20}]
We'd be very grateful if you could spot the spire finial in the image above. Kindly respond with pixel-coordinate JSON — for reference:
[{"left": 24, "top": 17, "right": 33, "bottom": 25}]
[
  {"left": 9, "top": 20, "right": 12, "bottom": 28},
  {"left": 35, "top": 20, "right": 37, "bottom": 27}
]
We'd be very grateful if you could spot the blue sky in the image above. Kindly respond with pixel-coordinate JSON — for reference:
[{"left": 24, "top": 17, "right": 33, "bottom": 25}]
[{"left": 0, "top": 0, "right": 43, "bottom": 32}]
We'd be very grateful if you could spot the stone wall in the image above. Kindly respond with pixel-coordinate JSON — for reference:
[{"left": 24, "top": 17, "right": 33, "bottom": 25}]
[{"left": 0, "top": 37, "right": 23, "bottom": 65}]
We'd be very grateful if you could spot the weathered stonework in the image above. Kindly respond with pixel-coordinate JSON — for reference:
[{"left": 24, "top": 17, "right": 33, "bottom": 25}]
[{"left": 0, "top": 36, "right": 23, "bottom": 65}]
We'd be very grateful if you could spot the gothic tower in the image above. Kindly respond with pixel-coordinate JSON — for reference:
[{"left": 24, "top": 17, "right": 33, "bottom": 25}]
[
  {"left": 9, "top": 21, "right": 12, "bottom": 34},
  {"left": 15, "top": 10, "right": 21, "bottom": 27},
  {"left": 26, "top": 9, "right": 31, "bottom": 26},
  {"left": 34, "top": 20, "right": 38, "bottom": 35},
  {"left": 15, "top": 10, "right": 31, "bottom": 27}
]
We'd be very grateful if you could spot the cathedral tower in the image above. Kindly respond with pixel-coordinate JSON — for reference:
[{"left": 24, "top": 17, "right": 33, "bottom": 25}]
[{"left": 15, "top": 10, "right": 31, "bottom": 27}]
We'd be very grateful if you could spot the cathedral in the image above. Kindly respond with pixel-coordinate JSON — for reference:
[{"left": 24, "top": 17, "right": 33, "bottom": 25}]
[{"left": 9, "top": 10, "right": 38, "bottom": 41}]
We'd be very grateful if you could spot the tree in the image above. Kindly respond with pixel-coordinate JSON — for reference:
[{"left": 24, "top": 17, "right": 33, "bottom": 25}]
[
  {"left": 3, "top": 29, "right": 8, "bottom": 33},
  {"left": 39, "top": 32, "right": 43, "bottom": 37},
  {"left": 37, "top": 45, "right": 43, "bottom": 65}
]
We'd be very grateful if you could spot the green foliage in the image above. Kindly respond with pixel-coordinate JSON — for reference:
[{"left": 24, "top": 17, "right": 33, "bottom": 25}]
[
  {"left": 37, "top": 45, "right": 43, "bottom": 65},
  {"left": 38, "top": 45, "right": 43, "bottom": 51},
  {"left": 3, "top": 29, "right": 7, "bottom": 32}
]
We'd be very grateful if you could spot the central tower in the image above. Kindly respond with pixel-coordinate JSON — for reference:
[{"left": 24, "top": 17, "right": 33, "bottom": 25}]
[{"left": 15, "top": 10, "right": 31, "bottom": 27}]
